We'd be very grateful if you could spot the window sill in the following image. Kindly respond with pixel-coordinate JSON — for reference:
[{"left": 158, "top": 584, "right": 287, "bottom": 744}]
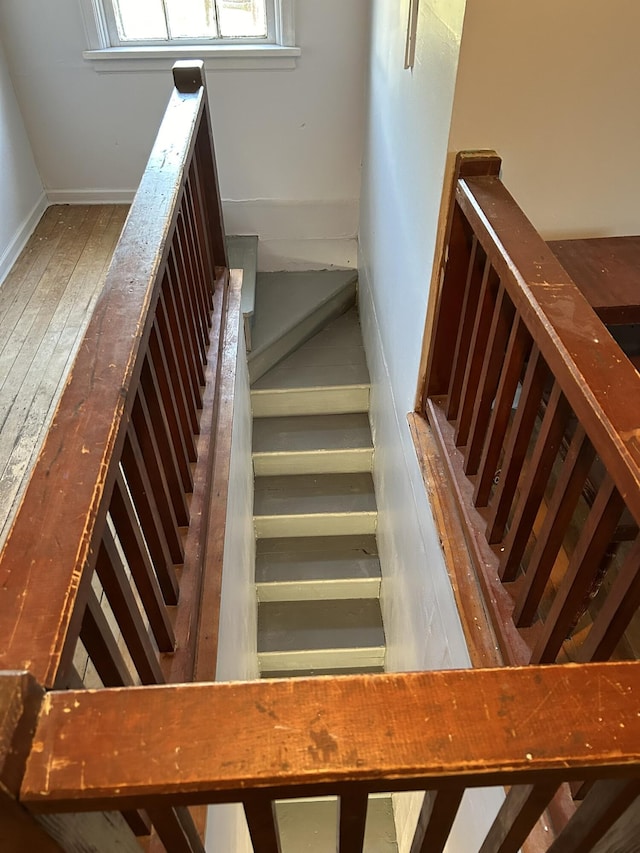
[{"left": 83, "top": 44, "right": 301, "bottom": 72}]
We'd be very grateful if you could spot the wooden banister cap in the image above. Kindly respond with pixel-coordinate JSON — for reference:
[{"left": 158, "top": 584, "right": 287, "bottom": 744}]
[{"left": 173, "top": 60, "right": 205, "bottom": 93}]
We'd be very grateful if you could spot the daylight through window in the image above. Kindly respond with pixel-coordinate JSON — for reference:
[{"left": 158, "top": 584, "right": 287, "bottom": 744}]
[{"left": 107, "top": 0, "right": 270, "bottom": 44}]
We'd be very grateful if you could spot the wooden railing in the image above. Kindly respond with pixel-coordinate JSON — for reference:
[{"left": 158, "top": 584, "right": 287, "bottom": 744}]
[
  {"left": 1, "top": 102, "right": 639, "bottom": 852},
  {"left": 418, "top": 151, "right": 640, "bottom": 670},
  {"left": 411, "top": 150, "right": 640, "bottom": 848},
  {"left": 0, "top": 60, "right": 241, "bottom": 850},
  {"left": 3, "top": 663, "right": 640, "bottom": 852}
]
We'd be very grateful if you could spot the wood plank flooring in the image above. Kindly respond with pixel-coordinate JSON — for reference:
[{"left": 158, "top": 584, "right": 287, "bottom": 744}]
[{"left": 0, "top": 204, "right": 128, "bottom": 547}]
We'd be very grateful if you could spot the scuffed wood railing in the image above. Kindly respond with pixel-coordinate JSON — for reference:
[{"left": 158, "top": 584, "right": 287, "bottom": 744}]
[
  {"left": 411, "top": 150, "right": 640, "bottom": 847},
  {"left": 418, "top": 150, "right": 640, "bottom": 668},
  {"left": 0, "top": 61, "right": 241, "bottom": 850},
  {"left": 3, "top": 663, "right": 640, "bottom": 853}
]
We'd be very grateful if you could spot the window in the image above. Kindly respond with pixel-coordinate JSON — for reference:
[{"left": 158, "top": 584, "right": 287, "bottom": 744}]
[
  {"left": 81, "top": 0, "right": 299, "bottom": 70},
  {"left": 106, "top": 0, "right": 273, "bottom": 46}
]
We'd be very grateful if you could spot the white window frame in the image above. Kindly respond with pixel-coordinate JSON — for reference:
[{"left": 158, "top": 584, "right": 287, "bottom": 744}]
[{"left": 80, "top": 0, "right": 299, "bottom": 71}]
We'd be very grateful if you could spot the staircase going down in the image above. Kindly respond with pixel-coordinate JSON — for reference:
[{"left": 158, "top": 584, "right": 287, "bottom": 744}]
[{"left": 249, "top": 271, "right": 398, "bottom": 851}]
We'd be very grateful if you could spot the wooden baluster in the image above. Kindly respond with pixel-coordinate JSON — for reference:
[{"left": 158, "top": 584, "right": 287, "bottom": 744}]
[
  {"left": 131, "top": 390, "right": 185, "bottom": 562},
  {"left": 119, "top": 431, "right": 179, "bottom": 604},
  {"left": 479, "top": 783, "right": 559, "bottom": 853},
  {"left": 155, "top": 281, "right": 200, "bottom": 440},
  {"left": 545, "top": 779, "right": 640, "bottom": 853},
  {"left": 446, "top": 237, "right": 488, "bottom": 419},
  {"left": 147, "top": 806, "right": 205, "bottom": 853},
  {"left": 167, "top": 250, "right": 204, "bottom": 406},
  {"left": 96, "top": 523, "right": 165, "bottom": 685},
  {"left": 148, "top": 322, "right": 194, "bottom": 493},
  {"left": 514, "top": 425, "right": 596, "bottom": 627},
  {"left": 194, "top": 111, "right": 228, "bottom": 271},
  {"left": 184, "top": 175, "right": 213, "bottom": 315},
  {"left": 486, "top": 346, "right": 548, "bottom": 543},
  {"left": 578, "top": 532, "right": 640, "bottom": 661},
  {"left": 123, "top": 810, "right": 152, "bottom": 837},
  {"left": 425, "top": 202, "right": 475, "bottom": 399},
  {"left": 169, "top": 241, "right": 206, "bottom": 387},
  {"left": 338, "top": 791, "right": 368, "bottom": 851},
  {"left": 188, "top": 158, "right": 216, "bottom": 300},
  {"left": 140, "top": 355, "right": 191, "bottom": 524},
  {"left": 455, "top": 264, "right": 501, "bottom": 447},
  {"left": 0, "top": 673, "right": 66, "bottom": 853},
  {"left": 178, "top": 200, "right": 210, "bottom": 350},
  {"left": 80, "top": 587, "right": 133, "bottom": 687},
  {"left": 474, "top": 317, "right": 532, "bottom": 507},
  {"left": 110, "top": 464, "right": 176, "bottom": 651},
  {"left": 410, "top": 788, "right": 465, "bottom": 853},
  {"left": 531, "top": 475, "right": 626, "bottom": 664},
  {"left": 175, "top": 211, "right": 208, "bottom": 365},
  {"left": 464, "top": 284, "right": 516, "bottom": 475},
  {"left": 243, "top": 798, "right": 282, "bottom": 853},
  {"left": 499, "top": 383, "right": 571, "bottom": 581},
  {"left": 157, "top": 284, "right": 200, "bottom": 440}
]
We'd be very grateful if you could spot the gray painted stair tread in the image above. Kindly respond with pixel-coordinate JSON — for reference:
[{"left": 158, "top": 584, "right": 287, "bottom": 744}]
[
  {"left": 258, "top": 599, "right": 384, "bottom": 652},
  {"left": 253, "top": 413, "right": 372, "bottom": 454},
  {"left": 263, "top": 666, "right": 385, "bottom": 678},
  {"left": 254, "top": 473, "right": 376, "bottom": 517},
  {"left": 257, "top": 534, "right": 379, "bottom": 555},
  {"left": 256, "top": 538, "right": 380, "bottom": 584},
  {"left": 226, "top": 235, "right": 258, "bottom": 319},
  {"left": 276, "top": 796, "right": 398, "bottom": 852},
  {"left": 249, "top": 270, "right": 357, "bottom": 357},
  {"left": 252, "top": 306, "right": 368, "bottom": 391}
]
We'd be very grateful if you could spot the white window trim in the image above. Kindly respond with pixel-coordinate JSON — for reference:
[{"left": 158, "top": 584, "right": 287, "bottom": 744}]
[{"left": 79, "top": 0, "right": 300, "bottom": 71}]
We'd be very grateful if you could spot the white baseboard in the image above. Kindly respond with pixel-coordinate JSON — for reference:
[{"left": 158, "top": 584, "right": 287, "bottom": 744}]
[
  {"left": 41, "top": 194, "right": 358, "bottom": 271},
  {"left": 0, "top": 192, "right": 49, "bottom": 286},
  {"left": 46, "top": 188, "right": 136, "bottom": 204}
]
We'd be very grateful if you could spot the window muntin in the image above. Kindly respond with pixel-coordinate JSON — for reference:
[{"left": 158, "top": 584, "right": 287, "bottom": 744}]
[{"left": 105, "top": 0, "right": 273, "bottom": 45}]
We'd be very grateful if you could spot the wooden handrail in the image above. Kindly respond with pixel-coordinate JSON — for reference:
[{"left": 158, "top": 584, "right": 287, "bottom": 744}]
[
  {"left": 21, "top": 663, "right": 640, "bottom": 807},
  {"left": 418, "top": 151, "right": 640, "bottom": 666},
  {"left": 0, "top": 61, "right": 239, "bottom": 850},
  {"left": 455, "top": 175, "right": 640, "bottom": 525},
  {"left": 0, "top": 662, "right": 632, "bottom": 853},
  {"left": 412, "top": 151, "right": 640, "bottom": 850},
  {"left": 0, "top": 61, "right": 230, "bottom": 689}
]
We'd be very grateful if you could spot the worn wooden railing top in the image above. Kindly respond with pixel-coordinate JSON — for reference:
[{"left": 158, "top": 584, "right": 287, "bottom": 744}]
[
  {"left": 0, "top": 60, "right": 242, "bottom": 851},
  {"left": 0, "top": 61, "right": 231, "bottom": 690}
]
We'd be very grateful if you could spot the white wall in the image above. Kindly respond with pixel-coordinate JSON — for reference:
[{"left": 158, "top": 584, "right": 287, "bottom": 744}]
[
  {"left": 450, "top": 0, "right": 640, "bottom": 238},
  {"left": 359, "top": 1, "right": 503, "bottom": 849},
  {"left": 0, "top": 0, "right": 370, "bottom": 270},
  {"left": 206, "top": 328, "right": 257, "bottom": 853},
  {"left": 216, "top": 330, "right": 258, "bottom": 685},
  {"left": 0, "top": 35, "right": 46, "bottom": 284}
]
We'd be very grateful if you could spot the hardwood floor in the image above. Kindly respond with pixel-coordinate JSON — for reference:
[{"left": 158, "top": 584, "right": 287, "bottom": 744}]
[{"left": 0, "top": 204, "right": 128, "bottom": 547}]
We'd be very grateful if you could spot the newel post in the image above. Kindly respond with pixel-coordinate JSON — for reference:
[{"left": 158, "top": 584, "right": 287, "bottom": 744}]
[
  {"left": 172, "top": 59, "right": 206, "bottom": 94},
  {"left": 0, "top": 671, "right": 62, "bottom": 851}
]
